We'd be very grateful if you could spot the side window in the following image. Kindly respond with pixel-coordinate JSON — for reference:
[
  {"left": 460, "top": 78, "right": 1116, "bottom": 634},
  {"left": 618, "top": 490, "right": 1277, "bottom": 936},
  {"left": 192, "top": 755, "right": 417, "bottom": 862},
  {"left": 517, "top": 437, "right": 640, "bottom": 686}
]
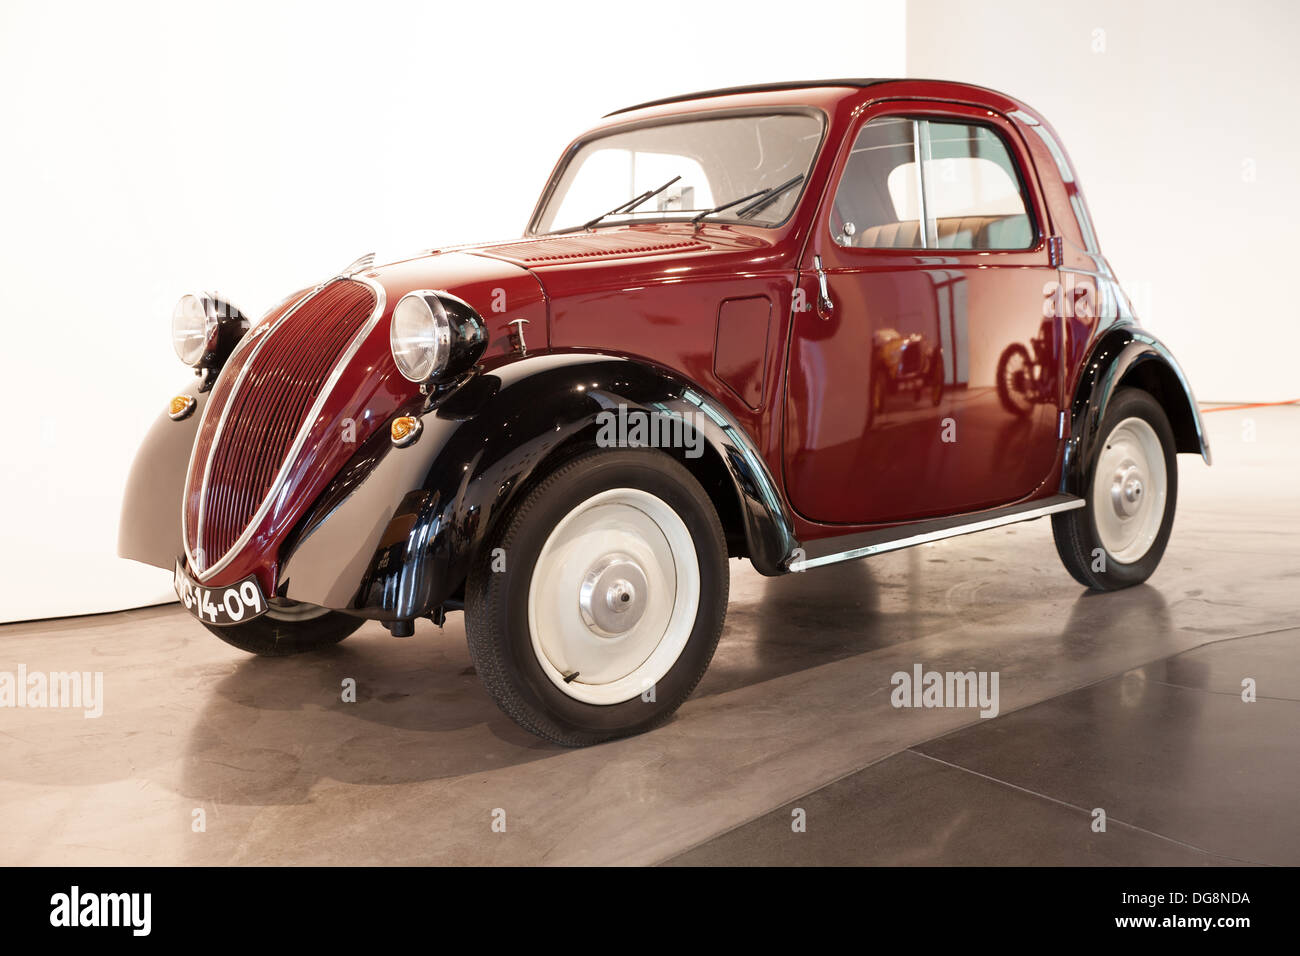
[
  {"left": 832, "top": 117, "right": 1035, "bottom": 251},
  {"left": 830, "top": 117, "right": 922, "bottom": 248}
]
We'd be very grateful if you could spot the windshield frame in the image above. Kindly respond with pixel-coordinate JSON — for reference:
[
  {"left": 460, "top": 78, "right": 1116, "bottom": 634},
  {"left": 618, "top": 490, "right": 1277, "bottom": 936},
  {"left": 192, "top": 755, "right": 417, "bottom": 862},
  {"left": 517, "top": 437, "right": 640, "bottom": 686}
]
[{"left": 526, "top": 106, "right": 829, "bottom": 237}]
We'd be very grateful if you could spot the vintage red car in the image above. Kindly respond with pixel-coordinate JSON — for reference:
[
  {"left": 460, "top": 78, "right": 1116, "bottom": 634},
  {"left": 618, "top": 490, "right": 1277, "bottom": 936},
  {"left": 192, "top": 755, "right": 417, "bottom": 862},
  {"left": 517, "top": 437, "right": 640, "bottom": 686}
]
[{"left": 121, "top": 79, "right": 1210, "bottom": 745}]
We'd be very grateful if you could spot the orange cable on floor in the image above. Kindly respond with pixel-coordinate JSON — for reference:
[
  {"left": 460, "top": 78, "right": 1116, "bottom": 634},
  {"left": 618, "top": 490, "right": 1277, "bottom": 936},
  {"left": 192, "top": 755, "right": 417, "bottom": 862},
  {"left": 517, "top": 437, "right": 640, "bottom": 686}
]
[{"left": 1199, "top": 399, "right": 1300, "bottom": 413}]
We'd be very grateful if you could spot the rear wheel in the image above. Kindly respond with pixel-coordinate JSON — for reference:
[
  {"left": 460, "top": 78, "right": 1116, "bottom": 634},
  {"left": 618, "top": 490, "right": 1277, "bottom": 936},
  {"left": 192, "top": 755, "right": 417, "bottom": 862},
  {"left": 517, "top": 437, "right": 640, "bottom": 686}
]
[
  {"left": 202, "top": 600, "right": 363, "bottom": 656},
  {"left": 1052, "top": 387, "right": 1178, "bottom": 590},
  {"left": 465, "top": 449, "right": 728, "bottom": 747}
]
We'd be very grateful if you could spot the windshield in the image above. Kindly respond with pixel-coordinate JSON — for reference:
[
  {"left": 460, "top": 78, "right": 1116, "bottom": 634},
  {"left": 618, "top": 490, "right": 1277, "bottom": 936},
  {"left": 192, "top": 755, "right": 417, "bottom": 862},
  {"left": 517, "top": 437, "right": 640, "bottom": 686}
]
[{"left": 533, "top": 111, "right": 825, "bottom": 234}]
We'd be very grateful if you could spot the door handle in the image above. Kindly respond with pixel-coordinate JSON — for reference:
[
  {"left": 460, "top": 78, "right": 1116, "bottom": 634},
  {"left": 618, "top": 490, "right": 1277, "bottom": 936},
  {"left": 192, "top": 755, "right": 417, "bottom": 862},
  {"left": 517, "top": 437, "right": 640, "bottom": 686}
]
[{"left": 813, "top": 255, "right": 834, "bottom": 321}]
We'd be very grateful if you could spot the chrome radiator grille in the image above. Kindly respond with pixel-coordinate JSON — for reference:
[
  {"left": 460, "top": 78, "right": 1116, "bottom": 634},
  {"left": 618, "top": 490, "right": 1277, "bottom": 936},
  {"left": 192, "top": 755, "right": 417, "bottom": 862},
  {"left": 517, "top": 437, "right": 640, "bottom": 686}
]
[{"left": 183, "top": 279, "right": 378, "bottom": 574}]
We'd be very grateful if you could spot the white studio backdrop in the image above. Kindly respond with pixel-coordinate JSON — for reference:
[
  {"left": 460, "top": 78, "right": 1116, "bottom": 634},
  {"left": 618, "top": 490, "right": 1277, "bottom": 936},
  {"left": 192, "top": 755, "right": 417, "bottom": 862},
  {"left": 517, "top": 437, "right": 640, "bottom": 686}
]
[
  {"left": 907, "top": 0, "right": 1300, "bottom": 406},
  {"left": 7, "top": 0, "right": 1289, "bottom": 624},
  {"left": 0, "top": 0, "right": 907, "bottom": 622}
]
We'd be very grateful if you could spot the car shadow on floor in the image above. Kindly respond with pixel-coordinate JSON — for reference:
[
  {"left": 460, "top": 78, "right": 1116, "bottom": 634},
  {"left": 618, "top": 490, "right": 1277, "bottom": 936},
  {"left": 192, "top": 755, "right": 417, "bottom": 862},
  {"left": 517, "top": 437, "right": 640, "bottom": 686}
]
[
  {"left": 693, "top": 559, "right": 889, "bottom": 698},
  {"left": 175, "top": 627, "right": 556, "bottom": 807},
  {"left": 172, "top": 564, "right": 890, "bottom": 806}
]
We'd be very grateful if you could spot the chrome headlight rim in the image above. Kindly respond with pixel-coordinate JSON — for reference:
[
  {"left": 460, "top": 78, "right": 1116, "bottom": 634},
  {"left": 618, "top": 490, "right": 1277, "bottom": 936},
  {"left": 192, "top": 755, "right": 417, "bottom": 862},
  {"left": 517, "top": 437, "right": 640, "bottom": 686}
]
[
  {"left": 172, "top": 293, "right": 217, "bottom": 367},
  {"left": 390, "top": 290, "right": 488, "bottom": 385},
  {"left": 172, "top": 292, "right": 249, "bottom": 370},
  {"left": 390, "top": 292, "right": 451, "bottom": 383}
]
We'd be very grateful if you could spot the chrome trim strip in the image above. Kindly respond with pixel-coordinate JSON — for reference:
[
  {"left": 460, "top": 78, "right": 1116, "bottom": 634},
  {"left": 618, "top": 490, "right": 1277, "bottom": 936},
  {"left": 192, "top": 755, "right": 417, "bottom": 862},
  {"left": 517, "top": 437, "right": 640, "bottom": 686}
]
[
  {"left": 791, "top": 496, "right": 1085, "bottom": 571},
  {"left": 912, "top": 118, "right": 929, "bottom": 249},
  {"left": 337, "top": 252, "right": 375, "bottom": 277},
  {"left": 181, "top": 286, "right": 319, "bottom": 573},
  {"left": 195, "top": 289, "right": 322, "bottom": 566},
  {"left": 678, "top": 385, "right": 797, "bottom": 569},
  {"left": 182, "top": 276, "right": 388, "bottom": 581}
]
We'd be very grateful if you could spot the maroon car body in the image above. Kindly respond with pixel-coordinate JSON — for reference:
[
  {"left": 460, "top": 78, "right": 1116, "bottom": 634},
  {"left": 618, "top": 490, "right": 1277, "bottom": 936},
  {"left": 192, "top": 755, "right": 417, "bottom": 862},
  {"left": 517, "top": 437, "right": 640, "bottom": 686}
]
[{"left": 121, "top": 79, "right": 1209, "bottom": 744}]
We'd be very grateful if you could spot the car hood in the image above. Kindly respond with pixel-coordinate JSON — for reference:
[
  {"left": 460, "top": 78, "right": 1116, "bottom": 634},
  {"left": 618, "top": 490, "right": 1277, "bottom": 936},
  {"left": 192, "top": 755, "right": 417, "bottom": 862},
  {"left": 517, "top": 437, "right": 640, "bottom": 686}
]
[
  {"left": 434, "top": 223, "right": 780, "bottom": 277},
  {"left": 460, "top": 227, "right": 721, "bottom": 266},
  {"left": 183, "top": 225, "right": 776, "bottom": 591}
]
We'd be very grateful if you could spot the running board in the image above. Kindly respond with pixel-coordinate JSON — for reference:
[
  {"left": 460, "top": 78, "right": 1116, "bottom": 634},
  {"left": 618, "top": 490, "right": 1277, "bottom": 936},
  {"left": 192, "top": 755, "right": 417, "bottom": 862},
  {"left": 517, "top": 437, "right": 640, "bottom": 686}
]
[{"left": 790, "top": 494, "right": 1085, "bottom": 572}]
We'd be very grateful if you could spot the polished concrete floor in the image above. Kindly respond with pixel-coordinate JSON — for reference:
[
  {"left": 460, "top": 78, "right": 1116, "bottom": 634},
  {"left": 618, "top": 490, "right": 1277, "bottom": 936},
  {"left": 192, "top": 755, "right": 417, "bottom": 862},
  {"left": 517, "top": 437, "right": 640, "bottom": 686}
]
[{"left": 1, "top": 407, "right": 1295, "bottom": 865}]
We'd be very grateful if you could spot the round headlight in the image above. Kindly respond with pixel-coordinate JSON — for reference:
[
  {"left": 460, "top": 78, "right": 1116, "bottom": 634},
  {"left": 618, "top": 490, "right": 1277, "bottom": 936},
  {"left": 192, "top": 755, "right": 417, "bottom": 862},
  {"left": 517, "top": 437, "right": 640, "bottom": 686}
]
[
  {"left": 172, "top": 293, "right": 215, "bottom": 366},
  {"left": 390, "top": 290, "right": 490, "bottom": 384},
  {"left": 171, "top": 292, "right": 250, "bottom": 371},
  {"left": 391, "top": 293, "right": 452, "bottom": 382}
]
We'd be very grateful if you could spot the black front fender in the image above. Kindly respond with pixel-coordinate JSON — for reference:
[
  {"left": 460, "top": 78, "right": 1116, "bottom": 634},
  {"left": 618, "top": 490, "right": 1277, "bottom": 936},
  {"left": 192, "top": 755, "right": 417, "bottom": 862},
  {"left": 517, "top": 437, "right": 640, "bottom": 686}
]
[
  {"left": 1061, "top": 326, "right": 1211, "bottom": 497},
  {"left": 279, "top": 353, "right": 796, "bottom": 621}
]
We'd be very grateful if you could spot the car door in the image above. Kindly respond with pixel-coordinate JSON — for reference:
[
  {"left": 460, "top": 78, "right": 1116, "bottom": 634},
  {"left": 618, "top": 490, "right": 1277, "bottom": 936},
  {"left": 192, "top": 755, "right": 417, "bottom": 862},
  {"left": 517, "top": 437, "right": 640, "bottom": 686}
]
[{"left": 783, "top": 101, "right": 1064, "bottom": 525}]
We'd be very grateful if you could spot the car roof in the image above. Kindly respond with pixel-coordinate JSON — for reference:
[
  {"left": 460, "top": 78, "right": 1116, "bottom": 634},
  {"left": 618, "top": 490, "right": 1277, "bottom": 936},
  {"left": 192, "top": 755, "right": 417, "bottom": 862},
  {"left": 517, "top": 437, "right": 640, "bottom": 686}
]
[
  {"left": 603, "top": 78, "right": 1016, "bottom": 117},
  {"left": 604, "top": 79, "right": 887, "bottom": 116}
]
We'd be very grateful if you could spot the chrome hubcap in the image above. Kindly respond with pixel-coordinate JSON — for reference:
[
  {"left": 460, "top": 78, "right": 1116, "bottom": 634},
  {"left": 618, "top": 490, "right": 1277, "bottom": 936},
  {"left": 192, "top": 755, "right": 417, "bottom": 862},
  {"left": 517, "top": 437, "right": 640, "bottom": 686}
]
[
  {"left": 578, "top": 553, "right": 649, "bottom": 637},
  {"left": 1109, "top": 462, "right": 1145, "bottom": 518},
  {"left": 1092, "top": 417, "right": 1167, "bottom": 564},
  {"left": 527, "top": 487, "right": 700, "bottom": 706}
]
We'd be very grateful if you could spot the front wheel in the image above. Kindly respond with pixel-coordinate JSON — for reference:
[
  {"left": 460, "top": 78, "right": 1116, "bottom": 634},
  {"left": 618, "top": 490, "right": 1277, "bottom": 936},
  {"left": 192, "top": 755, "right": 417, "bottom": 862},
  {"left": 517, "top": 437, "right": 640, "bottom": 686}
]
[
  {"left": 465, "top": 449, "right": 729, "bottom": 747},
  {"left": 202, "top": 600, "right": 364, "bottom": 656},
  {"left": 1052, "top": 387, "right": 1178, "bottom": 590}
]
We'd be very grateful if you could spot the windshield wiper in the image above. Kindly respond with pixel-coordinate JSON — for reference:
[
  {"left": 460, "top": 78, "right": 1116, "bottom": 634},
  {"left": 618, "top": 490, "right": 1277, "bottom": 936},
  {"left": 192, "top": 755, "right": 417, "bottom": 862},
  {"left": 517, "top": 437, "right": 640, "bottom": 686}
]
[
  {"left": 692, "top": 174, "right": 805, "bottom": 225},
  {"left": 582, "top": 175, "right": 681, "bottom": 230},
  {"left": 736, "top": 174, "right": 804, "bottom": 218}
]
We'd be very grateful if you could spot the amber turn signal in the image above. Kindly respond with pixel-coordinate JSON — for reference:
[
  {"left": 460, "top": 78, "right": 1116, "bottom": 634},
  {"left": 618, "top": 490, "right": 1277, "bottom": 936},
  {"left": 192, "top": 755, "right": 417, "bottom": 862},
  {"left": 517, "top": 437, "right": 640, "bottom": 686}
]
[
  {"left": 391, "top": 415, "right": 422, "bottom": 447},
  {"left": 168, "top": 395, "right": 196, "bottom": 421}
]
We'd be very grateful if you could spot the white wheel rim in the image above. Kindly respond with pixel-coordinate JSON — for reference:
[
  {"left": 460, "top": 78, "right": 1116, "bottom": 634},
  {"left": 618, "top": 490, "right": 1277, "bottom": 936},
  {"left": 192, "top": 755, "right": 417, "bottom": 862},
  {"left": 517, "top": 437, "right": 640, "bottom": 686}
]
[
  {"left": 1092, "top": 416, "right": 1167, "bottom": 564},
  {"left": 527, "top": 488, "right": 699, "bottom": 705}
]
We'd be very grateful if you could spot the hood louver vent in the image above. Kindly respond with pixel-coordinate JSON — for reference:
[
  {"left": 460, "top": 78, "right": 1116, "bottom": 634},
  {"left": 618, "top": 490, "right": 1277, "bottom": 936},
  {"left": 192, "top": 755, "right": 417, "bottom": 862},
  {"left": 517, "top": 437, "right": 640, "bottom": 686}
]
[{"left": 483, "top": 231, "right": 708, "bottom": 264}]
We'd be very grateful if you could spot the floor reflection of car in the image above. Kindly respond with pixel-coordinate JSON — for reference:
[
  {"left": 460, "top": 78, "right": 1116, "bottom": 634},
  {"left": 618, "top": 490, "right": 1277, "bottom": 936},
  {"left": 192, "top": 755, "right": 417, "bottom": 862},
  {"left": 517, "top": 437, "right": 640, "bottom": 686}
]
[{"left": 871, "top": 328, "right": 944, "bottom": 419}]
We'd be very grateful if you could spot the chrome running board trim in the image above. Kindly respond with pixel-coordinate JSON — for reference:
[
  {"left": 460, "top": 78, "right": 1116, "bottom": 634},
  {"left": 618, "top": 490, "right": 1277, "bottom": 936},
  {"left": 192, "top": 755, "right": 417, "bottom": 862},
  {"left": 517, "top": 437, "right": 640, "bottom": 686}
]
[{"left": 790, "top": 494, "right": 1085, "bottom": 572}]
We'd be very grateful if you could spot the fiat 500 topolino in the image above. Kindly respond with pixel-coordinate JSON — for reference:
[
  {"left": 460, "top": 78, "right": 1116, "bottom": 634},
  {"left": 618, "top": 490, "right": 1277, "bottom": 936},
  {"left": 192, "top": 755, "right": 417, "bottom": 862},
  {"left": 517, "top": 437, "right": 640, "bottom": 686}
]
[{"left": 121, "top": 79, "right": 1210, "bottom": 745}]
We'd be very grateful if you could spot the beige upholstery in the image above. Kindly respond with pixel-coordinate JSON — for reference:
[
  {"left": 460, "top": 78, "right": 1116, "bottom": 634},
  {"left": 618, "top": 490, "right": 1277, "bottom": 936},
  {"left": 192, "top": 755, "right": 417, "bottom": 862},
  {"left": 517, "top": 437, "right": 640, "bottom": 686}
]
[{"left": 855, "top": 214, "right": 1031, "bottom": 251}]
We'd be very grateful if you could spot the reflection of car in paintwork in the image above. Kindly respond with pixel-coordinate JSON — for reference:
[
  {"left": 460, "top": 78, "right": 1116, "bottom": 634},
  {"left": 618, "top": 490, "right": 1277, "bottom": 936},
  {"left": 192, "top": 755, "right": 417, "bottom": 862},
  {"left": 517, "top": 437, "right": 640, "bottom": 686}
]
[
  {"left": 121, "top": 79, "right": 1209, "bottom": 746},
  {"left": 871, "top": 328, "right": 944, "bottom": 418},
  {"left": 996, "top": 317, "right": 1060, "bottom": 415}
]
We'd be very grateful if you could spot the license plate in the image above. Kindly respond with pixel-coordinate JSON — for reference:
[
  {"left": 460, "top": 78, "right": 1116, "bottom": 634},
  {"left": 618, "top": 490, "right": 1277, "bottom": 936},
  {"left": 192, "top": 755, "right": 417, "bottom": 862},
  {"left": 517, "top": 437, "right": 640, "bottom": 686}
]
[{"left": 174, "top": 560, "right": 267, "bottom": 626}]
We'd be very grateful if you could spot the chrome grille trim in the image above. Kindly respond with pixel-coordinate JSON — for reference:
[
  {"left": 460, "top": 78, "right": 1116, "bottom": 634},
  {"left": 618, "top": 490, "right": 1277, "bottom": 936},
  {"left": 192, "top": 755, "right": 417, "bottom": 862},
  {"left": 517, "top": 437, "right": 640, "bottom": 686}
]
[
  {"left": 180, "top": 275, "right": 387, "bottom": 582},
  {"left": 185, "top": 287, "right": 318, "bottom": 571}
]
